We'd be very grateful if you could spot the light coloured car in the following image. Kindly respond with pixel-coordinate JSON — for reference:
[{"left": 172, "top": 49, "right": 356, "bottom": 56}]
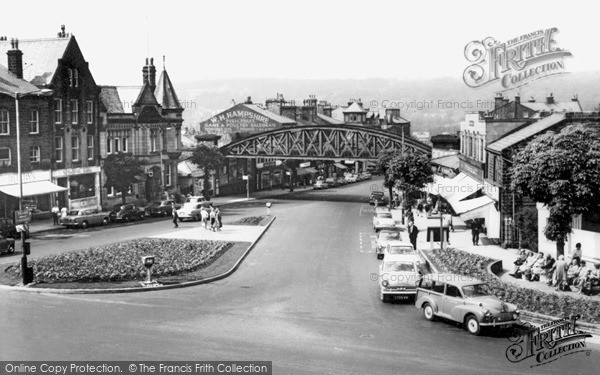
[
  {"left": 313, "top": 180, "right": 329, "bottom": 190},
  {"left": 184, "top": 196, "right": 207, "bottom": 205},
  {"left": 60, "top": 208, "right": 111, "bottom": 228},
  {"left": 325, "top": 177, "right": 338, "bottom": 187},
  {"left": 177, "top": 202, "right": 206, "bottom": 221},
  {"left": 384, "top": 241, "right": 415, "bottom": 257},
  {"left": 345, "top": 174, "right": 358, "bottom": 183},
  {"left": 373, "top": 207, "right": 395, "bottom": 232},
  {"left": 375, "top": 229, "right": 402, "bottom": 259},
  {"left": 415, "top": 273, "right": 520, "bottom": 335},
  {"left": 379, "top": 254, "right": 423, "bottom": 302}
]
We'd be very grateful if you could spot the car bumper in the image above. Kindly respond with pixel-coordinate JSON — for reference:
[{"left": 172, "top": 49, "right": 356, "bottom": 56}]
[
  {"left": 479, "top": 319, "right": 519, "bottom": 327},
  {"left": 380, "top": 287, "right": 417, "bottom": 295}
]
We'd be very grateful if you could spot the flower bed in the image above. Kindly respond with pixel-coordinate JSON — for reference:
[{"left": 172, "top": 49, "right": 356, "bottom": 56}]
[
  {"left": 228, "top": 216, "right": 266, "bottom": 226},
  {"left": 424, "top": 247, "right": 600, "bottom": 324},
  {"left": 5, "top": 238, "right": 232, "bottom": 284}
]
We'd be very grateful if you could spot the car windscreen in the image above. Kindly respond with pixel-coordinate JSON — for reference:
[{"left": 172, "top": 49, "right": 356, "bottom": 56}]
[
  {"left": 461, "top": 284, "right": 492, "bottom": 297},
  {"left": 380, "top": 232, "right": 400, "bottom": 240},
  {"left": 383, "top": 261, "right": 416, "bottom": 273},
  {"left": 376, "top": 213, "right": 392, "bottom": 219},
  {"left": 389, "top": 246, "right": 413, "bottom": 254},
  {"left": 67, "top": 211, "right": 80, "bottom": 216}
]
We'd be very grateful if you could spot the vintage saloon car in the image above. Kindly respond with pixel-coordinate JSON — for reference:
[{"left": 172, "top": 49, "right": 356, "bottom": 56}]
[
  {"left": 109, "top": 204, "right": 145, "bottom": 222},
  {"left": 415, "top": 273, "right": 520, "bottom": 335},
  {"left": 383, "top": 240, "right": 415, "bottom": 257},
  {"left": 177, "top": 202, "right": 207, "bottom": 221},
  {"left": 369, "top": 191, "right": 386, "bottom": 206},
  {"left": 0, "top": 235, "right": 15, "bottom": 255},
  {"left": 373, "top": 207, "right": 395, "bottom": 232},
  {"left": 379, "top": 253, "right": 423, "bottom": 302},
  {"left": 144, "top": 200, "right": 179, "bottom": 217},
  {"left": 59, "top": 209, "right": 111, "bottom": 228},
  {"left": 375, "top": 229, "right": 402, "bottom": 259}
]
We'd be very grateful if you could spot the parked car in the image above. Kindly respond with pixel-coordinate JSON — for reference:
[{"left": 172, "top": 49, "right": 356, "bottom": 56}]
[
  {"left": 345, "top": 174, "right": 358, "bottom": 183},
  {"left": 145, "top": 200, "right": 179, "bottom": 217},
  {"left": 109, "top": 204, "right": 145, "bottom": 222},
  {"left": 379, "top": 253, "right": 423, "bottom": 302},
  {"left": 313, "top": 180, "right": 329, "bottom": 190},
  {"left": 384, "top": 240, "right": 415, "bottom": 257},
  {"left": 325, "top": 177, "right": 338, "bottom": 187},
  {"left": 360, "top": 172, "right": 372, "bottom": 180},
  {"left": 59, "top": 208, "right": 111, "bottom": 228},
  {"left": 0, "top": 217, "right": 17, "bottom": 239},
  {"left": 336, "top": 177, "right": 347, "bottom": 186},
  {"left": 415, "top": 273, "right": 520, "bottom": 335},
  {"left": 375, "top": 229, "right": 402, "bottom": 259},
  {"left": 373, "top": 207, "right": 395, "bottom": 232},
  {"left": 184, "top": 196, "right": 207, "bottom": 204},
  {"left": 177, "top": 202, "right": 208, "bottom": 221},
  {"left": 0, "top": 235, "right": 15, "bottom": 255},
  {"left": 369, "top": 191, "right": 386, "bottom": 206}
]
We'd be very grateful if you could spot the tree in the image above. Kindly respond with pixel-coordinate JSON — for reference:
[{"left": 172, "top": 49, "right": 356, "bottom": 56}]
[
  {"left": 190, "top": 144, "right": 225, "bottom": 199},
  {"left": 103, "top": 153, "right": 144, "bottom": 204},
  {"left": 511, "top": 124, "right": 600, "bottom": 256},
  {"left": 377, "top": 149, "right": 400, "bottom": 209}
]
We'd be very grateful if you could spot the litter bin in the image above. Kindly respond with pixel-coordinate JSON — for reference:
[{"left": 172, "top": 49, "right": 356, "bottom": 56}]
[{"left": 24, "top": 266, "right": 34, "bottom": 284}]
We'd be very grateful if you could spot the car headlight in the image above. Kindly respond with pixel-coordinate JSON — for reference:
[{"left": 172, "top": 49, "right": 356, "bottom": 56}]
[
  {"left": 382, "top": 280, "right": 389, "bottom": 287},
  {"left": 484, "top": 310, "right": 492, "bottom": 317},
  {"left": 376, "top": 221, "right": 380, "bottom": 225},
  {"left": 513, "top": 313, "right": 519, "bottom": 320}
]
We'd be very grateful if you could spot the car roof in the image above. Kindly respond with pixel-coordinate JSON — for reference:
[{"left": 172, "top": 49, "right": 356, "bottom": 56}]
[
  {"left": 382, "top": 253, "right": 421, "bottom": 262},
  {"left": 422, "top": 273, "right": 484, "bottom": 287},
  {"left": 387, "top": 241, "right": 413, "bottom": 247},
  {"left": 375, "top": 206, "right": 390, "bottom": 212},
  {"left": 371, "top": 191, "right": 384, "bottom": 195}
]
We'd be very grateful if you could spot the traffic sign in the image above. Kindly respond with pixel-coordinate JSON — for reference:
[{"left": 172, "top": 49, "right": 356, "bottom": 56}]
[
  {"left": 257, "top": 160, "right": 282, "bottom": 169},
  {"left": 242, "top": 175, "right": 249, "bottom": 180},
  {"left": 14, "top": 210, "right": 32, "bottom": 224},
  {"left": 299, "top": 162, "right": 310, "bottom": 168}
]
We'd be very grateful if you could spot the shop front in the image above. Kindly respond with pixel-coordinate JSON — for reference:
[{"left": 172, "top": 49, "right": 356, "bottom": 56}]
[{"left": 52, "top": 166, "right": 102, "bottom": 212}]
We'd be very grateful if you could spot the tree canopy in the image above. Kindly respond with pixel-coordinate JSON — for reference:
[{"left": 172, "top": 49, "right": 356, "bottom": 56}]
[
  {"left": 510, "top": 124, "right": 600, "bottom": 254},
  {"left": 190, "top": 144, "right": 225, "bottom": 197},
  {"left": 103, "top": 153, "right": 144, "bottom": 204}
]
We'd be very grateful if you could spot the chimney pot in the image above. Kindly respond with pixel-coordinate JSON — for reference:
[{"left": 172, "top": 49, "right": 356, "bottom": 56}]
[{"left": 6, "top": 37, "right": 23, "bottom": 79}]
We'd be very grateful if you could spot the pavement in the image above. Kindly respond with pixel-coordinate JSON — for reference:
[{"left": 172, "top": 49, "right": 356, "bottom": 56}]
[{"left": 392, "top": 208, "right": 600, "bottom": 301}]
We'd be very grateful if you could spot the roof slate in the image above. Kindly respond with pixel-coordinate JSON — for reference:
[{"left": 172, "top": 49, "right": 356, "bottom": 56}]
[
  {"left": 155, "top": 69, "right": 182, "bottom": 110},
  {"left": 0, "top": 63, "right": 41, "bottom": 95},
  {"left": 486, "top": 113, "right": 566, "bottom": 153}
]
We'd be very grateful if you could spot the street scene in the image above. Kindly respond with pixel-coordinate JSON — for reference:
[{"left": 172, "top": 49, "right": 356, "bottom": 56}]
[{"left": 2, "top": 1, "right": 600, "bottom": 374}]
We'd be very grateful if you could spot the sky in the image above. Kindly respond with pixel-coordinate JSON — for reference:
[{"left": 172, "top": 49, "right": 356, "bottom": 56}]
[{"left": 1, "top": 0, "right": 598, "bottom": 85}]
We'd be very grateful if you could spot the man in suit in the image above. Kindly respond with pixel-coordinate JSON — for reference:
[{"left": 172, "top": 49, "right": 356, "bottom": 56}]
[{"left": 407, "top": 220, "right": 419, "bottom": 250}]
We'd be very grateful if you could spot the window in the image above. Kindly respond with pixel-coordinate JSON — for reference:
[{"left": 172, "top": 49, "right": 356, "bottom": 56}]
[
  {"left": 122, "top": 137, "right": 128, "bottom": 153},
  {"left": 0, "top": 147, "right": 11, "bottom": 166},
  {"left": 0, "top": 109, "right": 8, "bottom": 135},
  {"left": 29, "top": 145, "right": 41, "bottom": 163},
  {"left": 106, "top": 137, "right": 112, "bottom": 154},
  {"left": 87, "top": 135, "right": 94, "bottom": 160},
  {"left": 114, "top": 138, "right": 120, "bottom": 153},
  {"left": 150, "top": 130, "right": 157, "bottom": 152},
  {"left": 69, "top": 69, "right": 79, "bottom": 87},
  {"left": 431, "top": 282, "right": 445, "bottom": 294},
  {"left": 29, "top": 109, "right": 39, "bottom": 134},
  {"left": 445, "top": 284, "right": 462, "bottom": 298},
  {"left": 69, "top": 69, "right": 73, "bottom": 86},
  {"left": 55, "top": 137, "right": 63, "bottom": 162},
  {"left": 72, "top": 136, "right": 80, "bottom": 161},
  {"left": 165, "top": 164, "right": 171, "bottom": 186},
  {"left": 71, "top": 100, "right": 78, "bottom": 124},
  {"left": 419, "top": 277, "right": 433, "bottom": 290},
  {"left": 86, "top": 100, "right": 93, "bottom": 124},
  {"left": 54, "top": 99, "right": 62, "bottom": 124},
  {"left": 523, "top": 111, "right": 529, "bottom": 119}
]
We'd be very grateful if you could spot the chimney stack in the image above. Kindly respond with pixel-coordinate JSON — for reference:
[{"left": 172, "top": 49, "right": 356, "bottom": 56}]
[
  {"left": 7, "top": 38, "right": 23, "bottom": 79},
  {"left": 142, "top": 58, "right": 149, "bottom": 86},
  {"left": 546, "top": 93, "right": 555, "bottom": 105},
  {"left": 142, "top": 58, "right": 156, "bottom": 90},
  {"left": 494, "top": 93, "right": 503, "bottom": 110}
]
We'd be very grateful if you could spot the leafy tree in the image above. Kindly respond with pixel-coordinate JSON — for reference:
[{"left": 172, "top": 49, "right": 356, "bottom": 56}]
[
  {"left": 514, "top": 206, "right": 538, "bottom": 252},
  {"left": 190, "top": 144, "right": 225, "bottom": 198},
  {"left": 511, "top": 124, "right": 600, "bottom": 256},
  {"left": 103, "top": 153, "right": 144, "bottom": 204},
  {"left": 377, "top": 149, "right": 400, "bottom": 209}
]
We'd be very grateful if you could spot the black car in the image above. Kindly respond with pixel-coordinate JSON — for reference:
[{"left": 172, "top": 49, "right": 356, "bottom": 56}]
[
  {"left": 0, "top": 217, "right": 18, "bottom": 239},
  {"left": 369, "top": 191, "right": 387, "bottom": 206},
  {"left": 0, "top": 235, "right": 15, "bottom": 255},
  {"left": 144, "top": 200, "right": 178, "bottom": 217},
  {"left": 109, "top": 204, "right": 145, "bottom": 222}
]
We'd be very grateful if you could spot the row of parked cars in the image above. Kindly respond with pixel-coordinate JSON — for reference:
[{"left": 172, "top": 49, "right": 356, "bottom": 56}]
[
  {"left": 369, "top": 193, "right": 521, "bottom": 336},
  {"left": 313, "top": 172, "right": 372, "bottom": 189}
]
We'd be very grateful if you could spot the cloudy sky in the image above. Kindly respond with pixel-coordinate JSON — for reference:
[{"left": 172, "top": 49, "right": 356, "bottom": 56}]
[{"left": 1, "top": 0, "right": 596, "bottom": 85}]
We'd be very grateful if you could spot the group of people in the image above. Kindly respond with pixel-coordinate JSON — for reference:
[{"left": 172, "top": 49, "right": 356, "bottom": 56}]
[
  {"left": 171, "top": 203, "right": 223, "bottom": 232},
  {"left": 51, "top": 204, "right": 68, "bottom": 225},
  {"left": 509, "top": 243, "right": 600, "bottom": 295}
]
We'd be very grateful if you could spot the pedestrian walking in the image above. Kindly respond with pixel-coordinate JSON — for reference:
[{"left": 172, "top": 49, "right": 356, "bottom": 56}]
[
  {"left": 209, "top": 207, "right": 217, "bottom": 231},
  {"left": 407, "top": 220, "right": 419, "bottom": 251},
  {"left": 51, "top": 204, "right": 60, "bottom": 225},
  {"left": 216, "top": 207, "right": 222, "bottom": 231},
  {"left": 443, "top": 213, "right": 452, "bottom": 244},
  {"left": 200, "top": 207, "right": 209, "bottom": 230},
  {"left": 172, "top": 202, "right": 179, "bottom": 228},
  {"left": 471, "top": 220, "right": 480, "bottom": 246}
]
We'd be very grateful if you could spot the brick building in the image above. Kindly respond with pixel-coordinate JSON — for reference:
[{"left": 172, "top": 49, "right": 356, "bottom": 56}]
[{"left": 0, "top": 27, "right": 102, "bottom": 215}]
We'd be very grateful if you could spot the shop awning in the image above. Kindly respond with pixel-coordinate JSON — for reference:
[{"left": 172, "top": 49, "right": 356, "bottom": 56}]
[
  {"left": 334, "top": 163, "right": 348, "bottom": 169},
  {"left": 302, "top": 167, "right": 318, "bottom": 173},
  {"left": 442, "top": 173, "right": 482, "bottom": 205},
  {"left": 0, "top": 180, "right": 67, "bottom": 197},
  {"left": 456, "top": 195, "right": 495, "bottom": 221}
]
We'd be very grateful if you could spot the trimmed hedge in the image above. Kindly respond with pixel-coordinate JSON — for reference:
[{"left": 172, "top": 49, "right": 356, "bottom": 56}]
[
  {"left": 6, "top": 238, "right": 232, "bottom": 283},
  {"left": 425, "top": 247, "right": 600, "bottom": 324}
]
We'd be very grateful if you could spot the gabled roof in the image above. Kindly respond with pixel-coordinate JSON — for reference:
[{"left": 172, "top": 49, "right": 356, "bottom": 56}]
[
  {"left": 0, "top": 63, "right": 41, "bottom": 95},
  {"left": 243, "top": 104, "right": 297, "bottom": 124},
  {"left": 0, "top": 37, "right": 71, "bottom": 86},
  {"left": 431, "top": 154, "right": 460, "bottom": 169},
  {"left": 155, "top": 69, "right": 182, "bottom": 110},
  {"left": 134, "top": 83, "right": 160, "bottom": 108},
  {"left": 343, "top": 102, "right": 367, "bottom": 113},
  {"left": 486, "top": 113, "right": 566, "bottom": 153},
  {"left": 316, "top": 113, "right": 344, "bottom": 125},
  {"left": 99, "top": 86, "right": 124, "bottom": 113}
]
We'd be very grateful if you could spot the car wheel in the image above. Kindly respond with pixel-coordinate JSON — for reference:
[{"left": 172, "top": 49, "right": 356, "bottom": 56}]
[
  {"left": 7, "top": 243, "right": 14, "bottom": 254},
  {"left": 81, "top": 221, "right": 89, "bottom": 229},
  {"left": 102, "top": 217, "right": 109, "bottom": 226},
  {"left": 380, "top": 290, "right": 388, "bottom": 303},
  {"left": 195, "top": 214, "right": 201, "bottom": 221},
  {"left": 123, "top": 215, "right": 130, "bottom": 222},
  {"left": 423, "top": 303, "right": 435, "bottom": 321},
  {"left": 465, "top": 315, "right": 481, "bottom": 335},
  {"left": 377, "top": 254, "right": 383, "bottom": 260},
  {"left": 163, "top": 211, "right": 169, "bottom": 217}
]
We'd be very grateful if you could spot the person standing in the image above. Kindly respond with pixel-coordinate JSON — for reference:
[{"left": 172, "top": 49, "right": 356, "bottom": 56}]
[
  {"left": 571, "top": 243, "right": 582, "bottom": 263},
  {"left": 553, "top": 255, "right": 568, "bottom": 289},
  {"left": 471, "top": 220, "right": 480, "bottom": 246},
  {"left": 171, "top": 202, "right": 179, "bottom": 228},
  {"left": 51, "top": 204, "right": 60, "bottom": 225},
  {"left": 407, "top": 220, "right": 419, "bottom": 251},
  {"left": 215, "top": 207, "right": 222, "bottom": 231},
  {"left": 209, "top": 207, "right": 217, "bottom": 232},
  {"left": 201, "top": 207, "right": 209, "bottom": 230},
  {"left": 60, "top": 206, "right": 68, "bottom": 219}
]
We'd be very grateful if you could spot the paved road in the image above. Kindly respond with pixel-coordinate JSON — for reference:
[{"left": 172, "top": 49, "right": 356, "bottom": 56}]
[{"left": 1, "top": 180, "right": 598, "bottom": 374}]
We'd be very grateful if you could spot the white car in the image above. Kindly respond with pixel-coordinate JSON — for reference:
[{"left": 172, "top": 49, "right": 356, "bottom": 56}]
[
  {"left": 373, "top": 207, "right": 395, "bottom": 232},
  {"left": 384, "top": 240, "right": 415, "bottom": 257},
  {"left": 184, "top": 196, "right": 207, "bottom": 204},
  {"left": 375, "top": 229, "right": 402, "bottom": 259},
  {"left": 345, "top": 174, "right": 358, "bottom": 183},
  {"left": 379, "top": 253, "right": 423, "bottom": 302},
  {"left": 177, "top": 202, "right": 206, "bottom": 221}
]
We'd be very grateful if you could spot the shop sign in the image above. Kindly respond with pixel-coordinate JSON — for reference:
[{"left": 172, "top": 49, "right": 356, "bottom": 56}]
[{"left": 70, "top": 197, "right": 99, "bottom": 211}]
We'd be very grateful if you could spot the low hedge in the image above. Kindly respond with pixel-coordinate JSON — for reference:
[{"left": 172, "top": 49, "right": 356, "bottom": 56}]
[
  {"left": 5, "top": 238, "right": 232, "bottom": 284},
  {"left": 424, "top": 247, "right": 600, "bottom": 324}
]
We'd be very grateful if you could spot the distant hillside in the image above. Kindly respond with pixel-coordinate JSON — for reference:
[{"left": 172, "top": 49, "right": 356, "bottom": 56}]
[{"left": 174, "top": 72, "right": 600, "bottom": 136}]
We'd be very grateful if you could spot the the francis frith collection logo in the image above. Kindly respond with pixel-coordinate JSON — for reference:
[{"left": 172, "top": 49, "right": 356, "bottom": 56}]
[{"left": 463, "top": 27, "right": 572, "bottom": 90}]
